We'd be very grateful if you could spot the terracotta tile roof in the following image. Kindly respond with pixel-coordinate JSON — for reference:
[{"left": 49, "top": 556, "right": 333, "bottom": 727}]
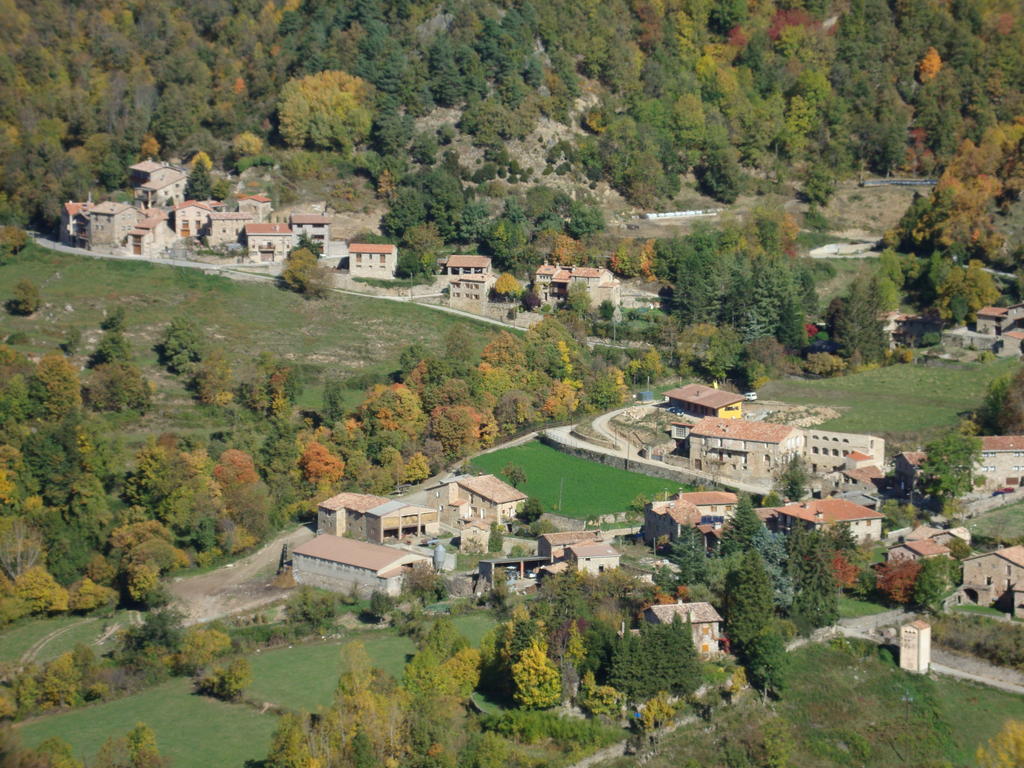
[
  {"left": 689, "top": 417, "right": 796, "bottom": 444},
  {"left": 552, "top": 269, "right": 572, "bottom": 281},
  {"left": 649, "top": 498, "right": 699, "bottom": 526},
  {"left": 678, "top": 491, "right": 738, "bottom": 506},
  {"left": 982, "top": 436, "right": 1024, "bottom": 451},
  {"left": 775, "top": 498, "right": 883, "bottom": 523},
  {"left": 245, "top": 223, "right": 292, "bottom": 236},
  {"left": 566, "top": 542, "right": 619, "bottom": 558},
  {"left": 967, "top": 545, "right": 1024, "bottom": 568},
  {"left": 908, "top": 619, "right": 931, "bottom": 630},
  {"left": 90, "top": 201, "right": 136, "bottom": 216},
  {"left": 290, "top": 213, "right": 331, "bottom": 225},
  {"left": 842, "top": 466, "right": 884, "bottom": 485},
  {"left": 978, "top": 306, "right": 1009, "bottom": 317},
  {"left": 646, "top": 601, "right": 722, "bottom": 624},
  {"left": 455, "top": 474, "right": 527, "bottom": 504},
  {"left": 319, "top": 492, "right": 391, "bottom": 513},
  {"left": 174, "top": 200, "right": 217, "bottom": 212},
  {"left": 292, "top": 534, "right": 426, "bottom": 573},
  {"left": 846, "top": 450, "right": 872, "bottom": 461},
  {"left": 539, "top": 531, "right": 600, "bottom": 546},
  {"left": 463, "top": 520, "right": 491, "bottom": 531},
  {"left": 140, "top": 170, "right": 187, "bottom": 190},
  {"left": 898, "top": 451, "right": 927, "bottom": 467},
  {"left": 536, "top": 264, "right": 559, "bottom": 275},
  {"left": 238, "top": 194, "right": 271, "bottom": 203},
  {"left": 665, "top": 384, "right": 745, "bottom": 410},
  {"left": 64, "top": 201, "right": 90, "bottom": 217},
  {"left": 349, "top": 242, "right": 396, "bottom": 254},
  {"left": 453, "top": 274, "right": 491, "bottom": 283},
  {"left": 902, "top": 539, "right": 951, "bottom": 558},
  {"left": 568, "top": 266, "right": 609, "bottom": 279},
  {"left": 129, "top": 160, "right": 164, "bottom": 174},
  {"left": 697, "top": 524, "right": 723, "bottom": 538},
  {"left": 444, "top": 254, "right": 491, "bottom": 269},
  {"left": 1004, "top": 331, "right": 1024, "bottom": 340},
  {"left": 539, "top": 561, "right": 570, "bottom": 575},
  {"left": 905, "top": 525, "right": 944, "bottom": 541}
]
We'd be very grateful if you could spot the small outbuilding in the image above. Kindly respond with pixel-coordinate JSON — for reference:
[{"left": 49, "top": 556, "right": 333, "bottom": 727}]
[{"left": 291, "top": 535, "right": 431, "bottom": 596}]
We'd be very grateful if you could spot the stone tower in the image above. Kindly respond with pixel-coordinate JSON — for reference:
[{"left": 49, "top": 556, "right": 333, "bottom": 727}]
[{"left": 900, "top": 619, "right": 931, "bottom": 674}]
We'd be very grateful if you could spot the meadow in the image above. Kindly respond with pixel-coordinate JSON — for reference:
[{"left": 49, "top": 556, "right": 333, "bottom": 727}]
[
  {"left": 470, "top": 440, "right": 690, "bottom": 519},
  {"left": 761, "top": 357, "right": 1017, "bottom": 441},
  {"left": 0, "top": 245, "right": 492, "bottom": 443},
  {"left": 968, "top": 499, "right": 1024, "bottom": 543}
]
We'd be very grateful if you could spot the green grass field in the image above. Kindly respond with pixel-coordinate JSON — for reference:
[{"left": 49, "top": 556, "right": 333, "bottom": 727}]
[
  {"left": 0, "top": 616, "right": 85, "bottom": 663},
  {"left": 16, "top": 678, "right": 277, "bottom": 768},
  {"left": 0, "top": 245, "right": 491, "bottom": 444},
  {"left": 470, "top": 440, "right": 690, "bottom": 519},
  {"left": 837, "top": 596, "right": 889, "bottom": 619},
  {"left": 761, "top": 358, "right": 1017, "bottom": 440},
  {"left": 969, "top": 500, "right": 1024, "bottom": 542}
]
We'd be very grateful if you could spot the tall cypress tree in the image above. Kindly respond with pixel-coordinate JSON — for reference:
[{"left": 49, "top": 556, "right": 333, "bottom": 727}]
[
  {"left": 724, "top": 550, "right": 774, "bottom": 656},
  {"left": 787, "top": 528, "right": 838, "bottom": 634},
  {"left": 666, "top": 525, "right": 710, "bottom": 584},
  {"left": 720, "top": 494, "right": 763, "bottom": 556}
]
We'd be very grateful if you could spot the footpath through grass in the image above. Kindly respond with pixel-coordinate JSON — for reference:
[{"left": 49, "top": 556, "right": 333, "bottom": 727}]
[
  {"left": 471, "top": 440, "right": 688, "bottom": 519},
  {"left": 761, "top": 357, "right": 1017, "bottom": 440},
  {"left": 17, "top": 677, "right": 277, "bottom": 768}
]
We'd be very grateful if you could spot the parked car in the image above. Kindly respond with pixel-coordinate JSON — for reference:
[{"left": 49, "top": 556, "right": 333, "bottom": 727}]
[
  {"left": 668, "top": 406, "right": 684, "bottom": 415},
  {"left": 993, "top": 487, "right": 1016, "bottom": 496},
  {"left": 744, "top": 392, "right": 758, "bottom": 401}
]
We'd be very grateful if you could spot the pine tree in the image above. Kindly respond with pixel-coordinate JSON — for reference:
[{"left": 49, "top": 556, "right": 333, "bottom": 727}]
[
  {"left": 787, "top": 528, "right": 838, "bottom": 634},
  {"left": 720, "top": 494, "right": 763, "bottom": 556},
  {"left": 724, "top": 551, "right": 774, "bottom": 655},
  {"left": 185, "top": 162, "right": 212, "bottom": 201},
  {"left": 745, "top": 630, "right": 788, "bottom": 701},
  {"left": 666, "top": 526, "right": 709, "bottom": 585}
]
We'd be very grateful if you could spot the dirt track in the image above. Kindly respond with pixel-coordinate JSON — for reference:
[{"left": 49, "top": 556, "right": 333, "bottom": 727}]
[{"left": 168, "top": 524, "right": 315, "bottom": 626}]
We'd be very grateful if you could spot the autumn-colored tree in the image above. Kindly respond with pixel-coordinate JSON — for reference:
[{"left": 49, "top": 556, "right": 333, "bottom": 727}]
[
  {"left": 977, "top": 719, "right": 1024, "bottom": 767},
  {"left": 430, "top": 404, "right": 496, "bottom": 459},
  {"left": 493, "top": 273, "right": 523, "bottom": 301},
  {"left": 139, "top": 135, "right": 160, "bottom": 159},
  {"left": 511, "top": 638, "right": 561, "bottom": 709},
  {"left": 917, "top": 47, "right": 942, "bottom": 83},
  {"left": 0, "top": 517, "right": 43, "bottom": 580},
  {"left": 402, "top": 452, "right": 431, "bottom": 484},
  {"left": 875, "top": 559, "right": 921, "bottom": 604},
  {"left": 39, "top": 652, "right": 81, "bottom": 709},
  {"left": 68, "top": 577, "right": 118, "bottom": 614},
  {"left": 176, "top": 627, "right": 231, "bottom": 674},
  {"left": 9, "top": 280, "right": 40, "bottom": 315},
  {"left": 30, "top": 355, "right": 82, "bottom": 419},
  {"left": 278, "top": 70, "right": 374, "bottom": 153},
  {"left": 15, "top": 566, "right": 69, "bottom": 614},
  {"left": 578, "top": 670, "right": 623, "bottom": 716},
  {"left": 266, "top": 713, "right": 314, "bottom": 768},
  {"left": 299, "top": 442, "right": 344, "bottom": 485},
  {"left": 638, "top": 691, "right": 677, "bottom": 732},
  {"left": 281, "top": 248, "right": 330, "bottom": 298},
  {"left": 213, "top": 449, "right": 260, "bottom": 487},
  {"left": 231, "top": 132, "right": 263, "bottom": 157},
  {"left": 830, "top": 552, "right": 859, "bottom": 589},
  {"left": 198, "top": 658, "right": 251, "bottom": 701},
  {"left": 359, "top": 383, "right": 427, "bottom": 442},
  {"left": 481, "top": 331, "right": 527, "bottom": 369},
  {"left": 191, "top": 348, "right": 234, "bottom": 406}
]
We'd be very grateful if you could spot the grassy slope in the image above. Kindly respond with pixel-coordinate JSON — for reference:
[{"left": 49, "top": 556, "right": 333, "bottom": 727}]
[
  {"left": 599, "top": 643, "right": 1024, "bottom": 768},
  {"left": 16, "top": 678, "right": 277, "bottom": 768},
  {"left": 969, "top": 499, "right": 1024, "bottom": 542},
  {"left": 0, "top": 245, "right": 492, "bottom": 445},
  {"left": 0, "top": 616, "right": 84, "bottom": 663},
  {"left": 761, "top": 358, "right": 1017, "bottom": 442},
  {"left": 470, "top": 440, "right": 689, "bottom": 519}
]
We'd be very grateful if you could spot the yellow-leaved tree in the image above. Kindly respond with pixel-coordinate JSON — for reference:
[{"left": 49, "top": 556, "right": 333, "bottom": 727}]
[
  {"left": 977, "top": 719, "right": 1024, "bottom": 767},
  {"left": 511, "top": 638, "right": 561, "bottom": 709},
  {"left": 278, "top": 71, "right": 374, "bottom": 153}
]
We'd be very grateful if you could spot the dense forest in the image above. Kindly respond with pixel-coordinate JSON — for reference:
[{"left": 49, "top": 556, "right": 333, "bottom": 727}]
[{"left": 2, "top": 0, "right": 1023, "bottom": 229}]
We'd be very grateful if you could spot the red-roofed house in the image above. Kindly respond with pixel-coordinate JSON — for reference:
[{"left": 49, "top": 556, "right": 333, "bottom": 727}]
[
  {"left": 127, "top": 211, "right": 175, "bottom": 257},
  {"left": 88, "top": 201, "right": 143, "bottom": 249},
  {"left": 886, "top": 538, "right": 952, "bottom": 562},
  {"left": 441, "top": 254, "right": 492, "bottom": 276},
  {"left": 316, "top": 491, "right": 439, "bottom": 544},
  {"left": 665, "top": 384, "right": 744, "bottom": 419},
  {"left": 347, "top": 242, "right": 398, "bottom": 278},
  {"left": 901, "top": 436, "right": 1024, "bottom": 494},
  {"left": 449, "top": 272, "right": 496, "bottom": 308},
  {"left": 245, "top": 222, "right": 294, "bottom": 262},
  {"left": 673, "top": 417, "right": 804, "bottom": 481},
  {"left": 208, "top": 211, "right": 255, "bottom": 247},
  {"left": 61, "top": 200, "right": 93, "bottom": 247},
  {"left": 643, "top": 491, "right": 738, "bottom": 546},
  {"left": 533, "top": 263, "right": 620, "bottom": 308},
  {"left": 773, "top": 499, "right": 883, "bottom": 542},
  {"left": 437, "top": 474, "right": 527, "bottom": 524},
  {"left": 130, "top": 160, "right": 188, "bottom": 207},
  {"left": 237, "top": 194, "right": 273, "bottom": 222},
  {"left": 173, "top": 200, "right": 223, "bottom": 239}
]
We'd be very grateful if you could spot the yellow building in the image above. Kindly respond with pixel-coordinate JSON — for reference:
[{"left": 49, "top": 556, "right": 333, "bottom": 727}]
[{"left": 665, "top": 384, "right": 743, "bottom": 419}]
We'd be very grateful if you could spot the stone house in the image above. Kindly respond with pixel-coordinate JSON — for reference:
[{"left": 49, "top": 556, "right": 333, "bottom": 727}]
[
  {"left": 245, "top": 222, "right": 294, "bottom": 262},
  {"left": 127, "top": 212, "right": 175, "bottom": 257},
  {"left": 449, "top": 273, "right": 496, "bottom": 308},
  {"left": 440, "top": 254, "right": 491, "bottom": 278},
  {"left": 886, "top": 538, "right": 952, "bottom": 562},
  {"left": 893, "top": 451, "right": 927, "bottom": 495},
  {"left": 173, "top": 200, "right": 223, "bottom": 239},
  {"left": 317, "top": 492, "right": 438, "bottom": 544},
  {"left": 290, "top": 213, "right": 331, "bottom": 255},
  {"left": 961, "top": 545, "right": 1024, "bottom": 615},
  {"left": 347, "top": 242, "right": 398, "bottom": 278},
  {"left": 437, "top": 474, "right": 527, "bottom": 524},
  {"left": 291, "top": 534, "right": 430, "bottom": 596},
  {"left": 672, "top": 418, "right": 804, "bottom": 481},
  {"left": 237, "top": 194, "right": 273, "bottom": 222},
  {"left": 129, "top": 160, "right": 188, "bottom": 208},
  {"left": 804, "top": 429, "right": 885, "bottom": 475},
  {"left": 904, "top": 524, "right": 971, "bottom": 547},
  {"left": 459, "top": 520, "right": 491, "bottom": 553},
  {"left": 898, "top": 436, "right": 1024, "bottom": 495},
  {"left": 537, "top": 531, "right": 601, "bottom": 560},
  {"left": 207, "top": 212, "right": 254, "bottom": 247},
  {"left": 643, "top": 601, "right": 723, "bottom": 658},
  {"left": 566, "top": 541, "right": 620, "bottom": 575},
  {"left": 61, "top": 200, "right": 93, "bottom": 247},
  {"left": 533, "top": 264, "right": 620, "bottom": 308},
  {"left": 642, "top": 491, "right": 738, "bottom": 546},
  {"left": 772, "top": 498, "right": 883, "bottom": 543},
  {"left": 665, "top": 384, "right": 743, "bottom": 419},
  {"left": 88, "top": 201, "right": 143, "bottom": 249}
]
